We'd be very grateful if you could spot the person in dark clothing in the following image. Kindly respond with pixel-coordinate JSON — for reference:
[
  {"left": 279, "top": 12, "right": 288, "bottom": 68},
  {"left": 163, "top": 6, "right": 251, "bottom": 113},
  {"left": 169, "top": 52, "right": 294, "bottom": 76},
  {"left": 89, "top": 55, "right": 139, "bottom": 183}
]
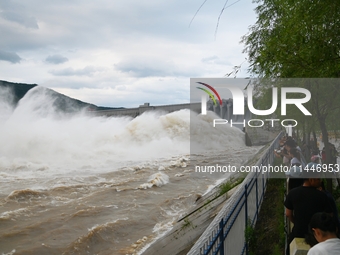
[
  {"left": 318, "top": 181, "right": 340, "bottom": 231},
  {"left": 286, "top": 165, "right": 304, "bottom": 191},
  {"left": 330, "top": 143, "right": 338, "bottom": 164},
  {"left": 284, "top": 176, "right": 332, "bottom": 253}
]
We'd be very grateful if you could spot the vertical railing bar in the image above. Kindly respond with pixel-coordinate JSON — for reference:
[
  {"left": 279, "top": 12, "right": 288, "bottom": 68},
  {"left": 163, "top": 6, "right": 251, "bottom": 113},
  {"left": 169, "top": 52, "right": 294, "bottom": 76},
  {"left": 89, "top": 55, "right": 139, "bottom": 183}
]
[
  {"left": 244, "top": 184, "right": 249, "bottom": 255},
  {"left": 219, "top": 218, "right": 224, "bottom": 255},
  {"left": 255, "top": 176, "right": 258, "bottom": 222}
]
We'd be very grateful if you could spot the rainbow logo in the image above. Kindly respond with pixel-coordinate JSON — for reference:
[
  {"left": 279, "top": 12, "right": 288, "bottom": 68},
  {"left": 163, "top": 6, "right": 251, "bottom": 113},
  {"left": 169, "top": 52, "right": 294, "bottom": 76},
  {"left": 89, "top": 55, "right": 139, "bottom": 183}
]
[
  {"left": 196, "top": 82, "right": 222, "bottom": 106},
  {"left": 196, "top": 82, "right": 223, "bottom": 115}
]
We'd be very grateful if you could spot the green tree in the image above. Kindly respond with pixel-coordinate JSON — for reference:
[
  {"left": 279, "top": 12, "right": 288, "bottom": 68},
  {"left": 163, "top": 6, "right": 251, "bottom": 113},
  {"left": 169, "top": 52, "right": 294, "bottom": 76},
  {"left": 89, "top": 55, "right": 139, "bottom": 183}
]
[
  {"left": 241, "top": 0, "right": 340, "bottom": 189},
  {"left": 242, "top": 0, "right": 340, "bottom": 78}
]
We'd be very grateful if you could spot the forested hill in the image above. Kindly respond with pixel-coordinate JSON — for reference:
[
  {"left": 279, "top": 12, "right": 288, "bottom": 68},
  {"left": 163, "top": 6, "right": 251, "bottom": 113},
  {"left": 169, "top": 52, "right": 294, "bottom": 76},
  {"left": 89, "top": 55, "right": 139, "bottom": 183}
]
[{"left": 0, "top": 80, "right": 122, "bottom": 113}]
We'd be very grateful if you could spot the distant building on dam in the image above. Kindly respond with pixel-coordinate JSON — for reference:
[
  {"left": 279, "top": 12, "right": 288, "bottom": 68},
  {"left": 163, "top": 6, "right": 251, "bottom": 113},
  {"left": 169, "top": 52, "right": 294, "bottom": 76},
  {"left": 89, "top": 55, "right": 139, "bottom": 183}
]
[{"left": 91, "top": 102, "right": 201, "bottom": 118}]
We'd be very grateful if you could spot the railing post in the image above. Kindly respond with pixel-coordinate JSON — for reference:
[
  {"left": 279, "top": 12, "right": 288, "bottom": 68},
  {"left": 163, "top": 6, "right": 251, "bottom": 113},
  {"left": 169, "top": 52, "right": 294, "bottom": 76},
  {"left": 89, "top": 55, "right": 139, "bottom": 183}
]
[
  {"left": 219, "top": 218, "right": 224, "bottom": 255},
  {"left": 262, "top": 169, "right": 265, "bottom": 194},
  {"left": 255, "top": 177, "right": 258, "bottom": 218},
  {"left": 244, "top": 184, "right": 249, "bottom": 255}
]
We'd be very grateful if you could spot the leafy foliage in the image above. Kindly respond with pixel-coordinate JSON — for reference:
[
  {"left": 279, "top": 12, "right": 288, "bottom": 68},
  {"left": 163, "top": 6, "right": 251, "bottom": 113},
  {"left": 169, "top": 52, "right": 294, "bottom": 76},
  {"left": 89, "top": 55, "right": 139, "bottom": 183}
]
[
  {"left": 242, "top": 0, "right": 340, "bottom": 78},
  {"left": 242, "top": 1, "right": 340, "bottom": 166}
]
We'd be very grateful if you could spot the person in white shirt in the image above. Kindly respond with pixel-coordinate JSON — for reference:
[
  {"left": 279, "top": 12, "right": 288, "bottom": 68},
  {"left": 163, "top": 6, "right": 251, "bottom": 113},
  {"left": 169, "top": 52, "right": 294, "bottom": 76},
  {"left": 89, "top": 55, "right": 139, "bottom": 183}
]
[
  {"left": 289, "top": 147, "right": 306, "bottom": 168},
  {"left": 286, "top": 148, "right": 304, "bottom": 190},
  {"left": 307, "top": 212, "right": 340, "bottom": 255}
]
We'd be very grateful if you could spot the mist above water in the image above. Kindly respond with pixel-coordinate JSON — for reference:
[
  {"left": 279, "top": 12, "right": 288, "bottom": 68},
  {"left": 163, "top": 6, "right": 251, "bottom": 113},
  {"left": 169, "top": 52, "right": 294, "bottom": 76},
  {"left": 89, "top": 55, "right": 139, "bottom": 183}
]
[
  {"left": 0, "top": 86, "right": 246, "bottom": 179},
  {"left": 0, "top": 86, "right": 192, "bottom": 176}
]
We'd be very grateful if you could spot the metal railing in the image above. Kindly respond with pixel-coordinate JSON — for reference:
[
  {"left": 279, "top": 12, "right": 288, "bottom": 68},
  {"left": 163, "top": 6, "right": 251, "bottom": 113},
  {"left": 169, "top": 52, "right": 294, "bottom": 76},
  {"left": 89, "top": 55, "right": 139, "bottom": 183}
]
[{"left": 187, "top": 132, "right": 283, "bottom": 255}]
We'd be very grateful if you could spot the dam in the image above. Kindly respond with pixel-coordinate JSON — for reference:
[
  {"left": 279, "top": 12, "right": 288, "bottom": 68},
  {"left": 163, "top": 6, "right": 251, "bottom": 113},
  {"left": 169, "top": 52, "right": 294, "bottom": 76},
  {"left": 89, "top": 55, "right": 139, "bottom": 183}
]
[{"left": 91, "top": 99, "right": 281, "bottom": 146}]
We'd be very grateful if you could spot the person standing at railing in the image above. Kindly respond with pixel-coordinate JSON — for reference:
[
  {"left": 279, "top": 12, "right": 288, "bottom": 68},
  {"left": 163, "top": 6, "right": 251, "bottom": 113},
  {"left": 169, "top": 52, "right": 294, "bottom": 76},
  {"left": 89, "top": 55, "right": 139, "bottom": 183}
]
[
  {"left": 285, "top": 165, "right": 304, "bottom": 191},
  {"left": 306, "top": 212, "right": 340, "bottom": 254},
  {"left": 274, "top": 147, "right": 291, "bottom": 167},
  {"left": 284, "top": 172, "right": 332, "bottom": 255},
  {"left": 330, "top": 143, "right": 338, "bottom": 165},
  {"left": 274, "top": 136, "right": 294, "bottom": 167},
  {"left": 285, "top": 147, "right": 307, "bottom": 191},
  {"left": 311, "top": 155, "right": 321, "bottom": 164}
]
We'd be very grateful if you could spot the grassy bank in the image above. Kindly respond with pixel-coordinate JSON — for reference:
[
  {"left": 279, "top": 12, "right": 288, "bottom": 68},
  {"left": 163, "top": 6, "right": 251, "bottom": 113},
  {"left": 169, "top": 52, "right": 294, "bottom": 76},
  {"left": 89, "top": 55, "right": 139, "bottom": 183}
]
[{"left": 249, "top": 158, "right": 286, "bottom": 255}]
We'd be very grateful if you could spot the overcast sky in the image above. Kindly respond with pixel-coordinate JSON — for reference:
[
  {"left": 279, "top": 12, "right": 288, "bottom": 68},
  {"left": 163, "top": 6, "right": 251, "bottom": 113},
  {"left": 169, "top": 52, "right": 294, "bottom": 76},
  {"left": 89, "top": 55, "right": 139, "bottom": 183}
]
[{"left": 0, "top": 0, "right": 257, "bottom": 107}]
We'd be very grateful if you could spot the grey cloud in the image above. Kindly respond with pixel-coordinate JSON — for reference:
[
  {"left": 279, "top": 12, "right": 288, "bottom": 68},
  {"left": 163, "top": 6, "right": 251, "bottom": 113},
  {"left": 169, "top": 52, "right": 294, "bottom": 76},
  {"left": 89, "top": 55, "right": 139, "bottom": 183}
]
[
  {"left": 115, "top": 64, "right": 168, "bottom": 77},
  {"left": 0, "top": 11, "right": 39, "bottom": 29},
  {"left": 0, "top": 49, "right": 21, "bottom": 63},
  {"left": 0, "top": 1, "right": 39, "bottom": 29},
  {"left": 43, "top": 79, "right": 101, "bottom": 90},
  {"left": 115, "top": 58, "right": 199, "bottom": 78},
  {"left": 201, "top": 55, "right": 232, "bottom": 66},
  {"left": 45, "top": 54, "right": 68, "bottom": 64},
  {"left": 0, "top": 1, "right": 255, "bottom": 55},
  {"left": 49, "top": 66, "right": 97, "bottom": 76}
]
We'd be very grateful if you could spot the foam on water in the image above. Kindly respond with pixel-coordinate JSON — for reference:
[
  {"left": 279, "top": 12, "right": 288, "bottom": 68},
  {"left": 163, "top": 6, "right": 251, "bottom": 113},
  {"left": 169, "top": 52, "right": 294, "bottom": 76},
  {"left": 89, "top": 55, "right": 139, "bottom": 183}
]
[
  {"left": 1, "top": 249, "right": 16, "bottom": 255},
  {"left": 202, "top": 178, "right": 226, "bottom": 196},
  {"left": 0, "top": 208, "right": 30, "bottom": 220},
  {"left": 139, "top": 172, "right": 170, "bottom": 189}
]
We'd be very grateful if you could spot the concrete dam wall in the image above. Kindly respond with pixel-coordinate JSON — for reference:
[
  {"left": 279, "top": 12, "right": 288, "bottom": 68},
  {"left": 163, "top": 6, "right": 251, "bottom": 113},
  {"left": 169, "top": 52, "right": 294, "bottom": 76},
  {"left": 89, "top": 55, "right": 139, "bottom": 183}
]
[
  {"left": 91, "top": 99, "right": 247, "bottom": 123},
  {"left": 91, "top": 102, "right": 201, "bottom": 118}
]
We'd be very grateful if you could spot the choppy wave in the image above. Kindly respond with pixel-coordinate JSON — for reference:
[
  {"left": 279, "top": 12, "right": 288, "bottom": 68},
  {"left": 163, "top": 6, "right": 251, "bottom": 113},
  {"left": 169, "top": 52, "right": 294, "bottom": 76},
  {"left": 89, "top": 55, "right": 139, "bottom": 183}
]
[
  {"left": 63, "top": 218, "right": 130, "bottom": 254},
  {"left": 1, "top": 249, "right": 16, "bottom": 255},
  {"left": 0, "top": 208, "right": 31, "bottom": 220},
  {"left": 6, "top": 189, "right": 47, "bottom": 202},
  {"left": 139, "top": 172, "right": 170, "bottom": 189}
]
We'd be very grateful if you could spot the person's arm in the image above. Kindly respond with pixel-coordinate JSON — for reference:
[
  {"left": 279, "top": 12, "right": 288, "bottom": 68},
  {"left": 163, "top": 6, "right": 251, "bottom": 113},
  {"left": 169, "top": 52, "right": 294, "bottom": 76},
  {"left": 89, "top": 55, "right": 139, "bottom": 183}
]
[
  {"left": 281, "top": 151, "right": 291, "bottom": 159},
  {"left": 285, "top": 208, "right": 294, "bottom": 223},
  {"left": 274, "top": 150, "right": 282, "bottom": 158}
]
